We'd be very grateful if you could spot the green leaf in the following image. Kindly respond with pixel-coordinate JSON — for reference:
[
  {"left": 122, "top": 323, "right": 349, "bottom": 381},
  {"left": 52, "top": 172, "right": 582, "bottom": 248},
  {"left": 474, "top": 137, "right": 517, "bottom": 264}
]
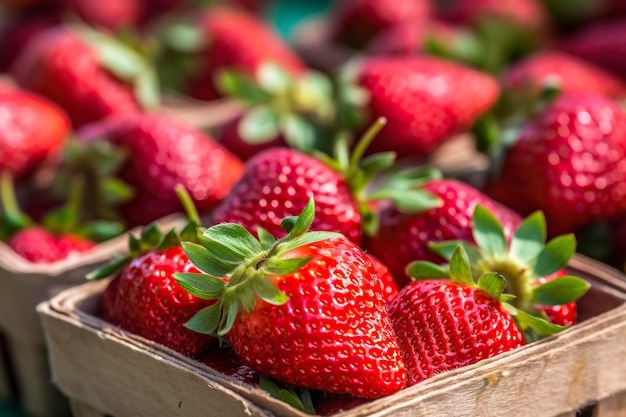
[
  {"left": 140, "top": 223, "right": 163, "bottom": 250},
  {"left": 180, "top": 222, "right": 198, "bottom": 243},
  {"left": 258, "top": 378, "right": 316, "bottom": 415},
  {"left": 240, "top": 286, "right": 257, "bottom": 313},
  {"left": 184, "top": 302, "right": 222, "bottom": 335},
  {"left": 263, "top": 257, "right": 312, "bottom": 276},
  {"left": 531, "top": 234, "right": 576, "bottom": 278},
  {"left": 158, "top": 228, "right": 181, "bottom": 250},
  {"left": 257, "top": 226, "right": 276, "bottom": 250},
  {"left": 218, "top": 299, "right": 240, "bottom": 336},
  {"left": 86, "top": 256, "right": 130, "bottom": 280},
  {"left": 238, "top": 106, "right": 280, "bottom": 145},
  {"left": 406, "top": 261, "right": 450, "bottom": 281},
  {"left": 359, "top": 152, "right": 396, "bottom": 181},
  {"left": 129, "top": 233, "right": 141, "bottom": 254},
  {"left": 533, "top": 276, "right": 590, "bottom": 306},
  {"left": 280, "top": 216, "right": 297, "bottom": 233},
  {"left": 280, "top": 113, "right": 317, "bottom": 151},
  {"left": 134, "top": 70, "right": 160, "bottom": 110},
  {"left": 252, "top": 276, "right": 289, "bottom": 305},
  {"left": 477, "top": 272, "right": 506, "bottom": 299},
  {"left": 473, "top": 114, "right": 501, "bottom": 153},
  {"left": 42, "top": 206, "right": 77, "bottom": 235},
  {"left": 256, "top": 62, "right": 291, "bottom": 94},
  {"left": 200, "top": 224, "right": 262, "bottom": 260},
  {"left": 163, "top": 24, "right": 206, "bottom": 53},
  {"left": 428, "top": 241, "right": 483, "bottom": 265},
  {"left": 383, "top": 166, "right": 443, "bottom": 190},
  {"left": 216, "top": 70, "right": 271, "bottom": 102},
  {"left": 505, "top": 305, "right": 567, "bottom": 337},
  {"left": 182, "top": 241, "right": 239, "bottom": 277},
  {"left": 279, "top": 232, "right": 344, "bottom": 254},
  {"left": 173, "top": 272, "right": 226, "bottom": 299},
  {"left": 79, "top": 220, "right": 126, "bottom": 242},
  {"left": 509, "top": 211, "right": 546, "bottom": 264},
  {"left": 449, "top": 246, "right": 475, "bottom": 286},
  {"left": 284, "top": 197, "right": 315, "bottom": 238},
  {"left": 472, "top": 205, "right": 507, "bottom": 258},
  {"left": 380, "top": 188, "right": 443, "bottom": 213}
]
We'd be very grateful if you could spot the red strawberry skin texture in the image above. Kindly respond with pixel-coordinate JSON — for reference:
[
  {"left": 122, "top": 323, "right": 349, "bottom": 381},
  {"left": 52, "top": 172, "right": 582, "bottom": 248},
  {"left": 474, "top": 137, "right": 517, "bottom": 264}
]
[
  {"left": 0, "top": 88, "right": 69, "bottom": 176},
  {"left": 357, "top": 56, "right": 499, "bottom": 157},
  {"left": 366, "top": 179, "right": 521, "bottom": 287},
  {"left": 11, "top": 26, "right": 141, "bottom": 128},
  {"left": 486, "top": 94, "right": 626, "bottom": 236},
  {"left": 226, "top": 238, "right": 407, "bottom": 398},
  {"left": 78, "top": 114, "right": 244, "bottom": 227},
  {"left": 388, "top": 279, "right": 524, "bottom": 386},
  {"left": 8, "top": 227, "right": 94, "bottom": 263},
  {"left": 101, "top": 246, "right": 216, "bottom": 357},
  {"left": 186, "top": 7, "right": 305, "bottom": 101},
  {"left": 367, "top": 254, "right": 399, "bottom": 304},
  {"left": 503, "top": 52, "right": 626, "bottom": 99},
  {"left": 210, "top": 148, "right": 362, "bottom": 245}
]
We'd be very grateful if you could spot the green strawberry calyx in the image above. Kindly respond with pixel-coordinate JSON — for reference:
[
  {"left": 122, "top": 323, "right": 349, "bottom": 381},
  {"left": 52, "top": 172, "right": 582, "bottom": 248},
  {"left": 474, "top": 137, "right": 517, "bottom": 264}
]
[
  {"left": 419, "top": 205, "right": 590, "bottom": 338},
  {"left": 87, "top": 185, "right": 202, "bottom": 280},
  {"left": 408, "top": 245, "right": 570, "bottom": 341},
  {"left": 0, "top": 170, "right": 33, "bottom": 240},
  {"left": 173, "top": 196, "right": 342, "bottom": 337}
]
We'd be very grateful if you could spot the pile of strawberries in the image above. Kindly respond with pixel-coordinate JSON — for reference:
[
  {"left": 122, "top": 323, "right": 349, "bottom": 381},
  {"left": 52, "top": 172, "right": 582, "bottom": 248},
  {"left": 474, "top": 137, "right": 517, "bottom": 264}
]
[{"left": 1, "top": 0, "right": 625, "bottom": 414}]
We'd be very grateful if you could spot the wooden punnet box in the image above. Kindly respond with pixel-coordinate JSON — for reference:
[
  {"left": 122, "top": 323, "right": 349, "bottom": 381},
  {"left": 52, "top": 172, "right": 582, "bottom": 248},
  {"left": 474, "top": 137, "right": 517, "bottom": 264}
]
[
  {"left": 0, "top": 216, "right": 182, "bottom": 417},
  {"left": 36, "top": 253, "right": 626, "bottom": 417}
]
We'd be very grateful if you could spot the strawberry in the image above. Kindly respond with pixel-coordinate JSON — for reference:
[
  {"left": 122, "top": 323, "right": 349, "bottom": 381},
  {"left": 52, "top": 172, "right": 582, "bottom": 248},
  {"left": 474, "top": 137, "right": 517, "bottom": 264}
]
[
  {"left": 91, "top": 186, "right": 217, "bottom": 357},
  {"left": 367, "top": 254, "right": 399, "bottom": 303},
  {"left": 329, "top": 0, "right": 432, "bottom": 49},
  {"left": 503, "top": 52, "right": 626, "bottom": 99},
  {"left": 61, "top": 0, "right": 144, "bottom": 31},
  {"left": 179, "top": 6, "right": 306, "bottom": 101},
  {"left": 352, "top": 56, "right": 500, "bottom": 157},
  {"left": 366, "top": 179, "right": 522, "bottom": 287},
  {"left": 76, "top": 113, "right": 244, "bottom": 227},
  {"left": 485, "top": 93, "right": 626, "bottom": 236},
  {"left": 0, "top": 87, "right": 69, "bottom": 177},
  {"left": 389, "top": 247, "right": 525, "bottom": 385},
  {"left": 11, "top": 25, "right": 158, "bottom": 127},
  {"left": 560, "top": 18, "right": 626, "bottom": 79},
  {"left": 7, "top": 226, "right": 94, "bottom": 263},
  {"left": 175, "top": 198, "right": 407, "bottom": 398}
]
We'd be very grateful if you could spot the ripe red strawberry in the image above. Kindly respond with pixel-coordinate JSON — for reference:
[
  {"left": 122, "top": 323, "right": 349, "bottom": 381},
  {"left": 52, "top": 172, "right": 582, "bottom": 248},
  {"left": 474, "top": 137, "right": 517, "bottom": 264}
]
[
  {"left": 61, "top": 0, "right": 144, "bottom": 30},
  {"left": 0, "top": 87, "right": 69, "bottom": 177},
  {"left": 329, "top": 0, "right": 432, "bottom": 48},
  {"left": 11, "top": 25, "right": 154, "bottom": 127},
  {"left": 367, "top": 253, "right": 399, "bottom": 303},
  {"left": 486, "top": 93, "right": 626, "bottom": 236},
  {"left": 93, "top": 190, "right": 218, "bottom": 357},
  {"left": 209, "top": 147, "right": 362, "bottom": 244},
  {"left": 184, "top": 7, "right": 306, "bottom": 101},
  {"left": 503, "top": 52, "right": 626, "bottom": 99},
  {"left": 388, "top": 248, "right": 524, "bottom": 386},
  {"left": 77, "top": 113, "right": 244, "bottom": 227},
  {"left": 366, "top": 179, "right": 521, "bottom": 287},
  {"left": 354, "top": 56, "right": 500, "bottom": 157},
  {"left": 176, "top": 199, "right": 407, "bottom": 398},
  {"left": 561, "top": 18, "right": 626, "bottom": 79},
  {"left": 7, "top": 226, "right": 94, "bottom": 263}
]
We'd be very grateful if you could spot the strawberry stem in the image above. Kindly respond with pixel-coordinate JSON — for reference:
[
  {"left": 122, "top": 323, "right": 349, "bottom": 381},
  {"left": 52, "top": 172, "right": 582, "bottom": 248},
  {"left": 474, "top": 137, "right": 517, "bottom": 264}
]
[
  {"left": 175, "top": 184, "right": 201, "bottom": 225},
  {"left": 0, "top": 170, "right": 19, "bottom": 217},
  {"left": 348, "top": 116, "right": 387, "bottom": 175}
]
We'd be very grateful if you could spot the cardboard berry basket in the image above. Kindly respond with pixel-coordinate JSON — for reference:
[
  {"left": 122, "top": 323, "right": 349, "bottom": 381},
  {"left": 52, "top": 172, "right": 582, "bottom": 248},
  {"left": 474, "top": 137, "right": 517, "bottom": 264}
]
[
  {"left": 0, "top": 215, "right": 183, "bottom": 417},
  {"left": 37, "top": 253, "right": 626, "bottom": 417}
]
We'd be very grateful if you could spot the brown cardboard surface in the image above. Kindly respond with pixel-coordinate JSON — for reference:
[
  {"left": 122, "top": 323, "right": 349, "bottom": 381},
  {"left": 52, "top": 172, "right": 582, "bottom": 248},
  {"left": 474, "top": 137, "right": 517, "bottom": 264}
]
[{"left": 37, "top": 254, "right": 626, "bottom": 417}]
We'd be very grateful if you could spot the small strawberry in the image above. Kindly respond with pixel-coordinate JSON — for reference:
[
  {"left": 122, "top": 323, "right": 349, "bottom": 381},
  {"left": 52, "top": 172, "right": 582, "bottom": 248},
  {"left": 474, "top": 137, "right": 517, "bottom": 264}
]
[
  {"left": 11, "top": 25, "right": 158, "bottom": 127},
  {"left": 76, "top": 113, "right": 244, "bottom": 227},
  {"left": 329, "top": 0, "right": 432, "bottom": 49},
  {"left": 90, "top": 186, "right": 217, "bottom": 357},
  {"left": 366, "top": 179, "right": 522, "bottom": 287},
  {"left": 421, "top": 205, "right": 589, "bottom": 330},
  {"left": 0, "top": 87, "right": 69, "bottom": 177},
  {"left": 560, "top": 18, "right": 626, "bottom": 79},
  {"left": 165, "top": 6, "right": 306, "bottom": 101},
  {"left": 503, "top": 52, "right": 626, "bottom": 99},
  {"left": 485, "top": 93, "right": 626, "bottom": 236},
  {"left": 175, "top": 198, "right": 407, "bottom": 398},
  {"left": 391, "top": 248, "right": 525, "bottom": 385},
  {"left": 7, "top": 226, "right": 94, "bottom": 263},
  {"left": 351, "top": 56, "right": 500, "bottom": 157}
]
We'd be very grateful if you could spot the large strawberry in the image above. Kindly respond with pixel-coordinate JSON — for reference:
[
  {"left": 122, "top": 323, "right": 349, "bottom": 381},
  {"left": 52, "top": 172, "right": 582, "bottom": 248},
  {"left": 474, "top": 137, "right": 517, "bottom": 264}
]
[
  {"left": 91, "top": 186, "right": 217, "bottom": 357},
  {"left": 485, "top": 93, "right": 626, "bottom": 236},
  {"left": 170, "top": 6, "right": 306, "bottom": 101},
  {"left": 366, "top": 179, "right": 521, "bottom": 287},
  {"left": 503, "top": 51, "right": 626, "bottom": 99},
  {"left": 328, "top": 0, "right": 432, "bottom": 49},
  {"left": 560, "top": 18, "right": 626, "bottom": 79},
  {"left": 351, "top": 56, "right": 500, "bottom": 158},
  {"left": 389, "top": 247, "right": 525, "bottom": 385},
  {"left": 420, "top": 205, "right": 589, "bottom": 329},
  {"left": 76, "top": 113, "right": 244, "bottom": 227},
  {"left": 11, "top": 25, "right": 158, "bottom": 127},
  {"left": 175, "top": 198, "right": 407, "bottom": 398},
  {"left": 0, "top": 87, "right": 69, "bottom": 177}
]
